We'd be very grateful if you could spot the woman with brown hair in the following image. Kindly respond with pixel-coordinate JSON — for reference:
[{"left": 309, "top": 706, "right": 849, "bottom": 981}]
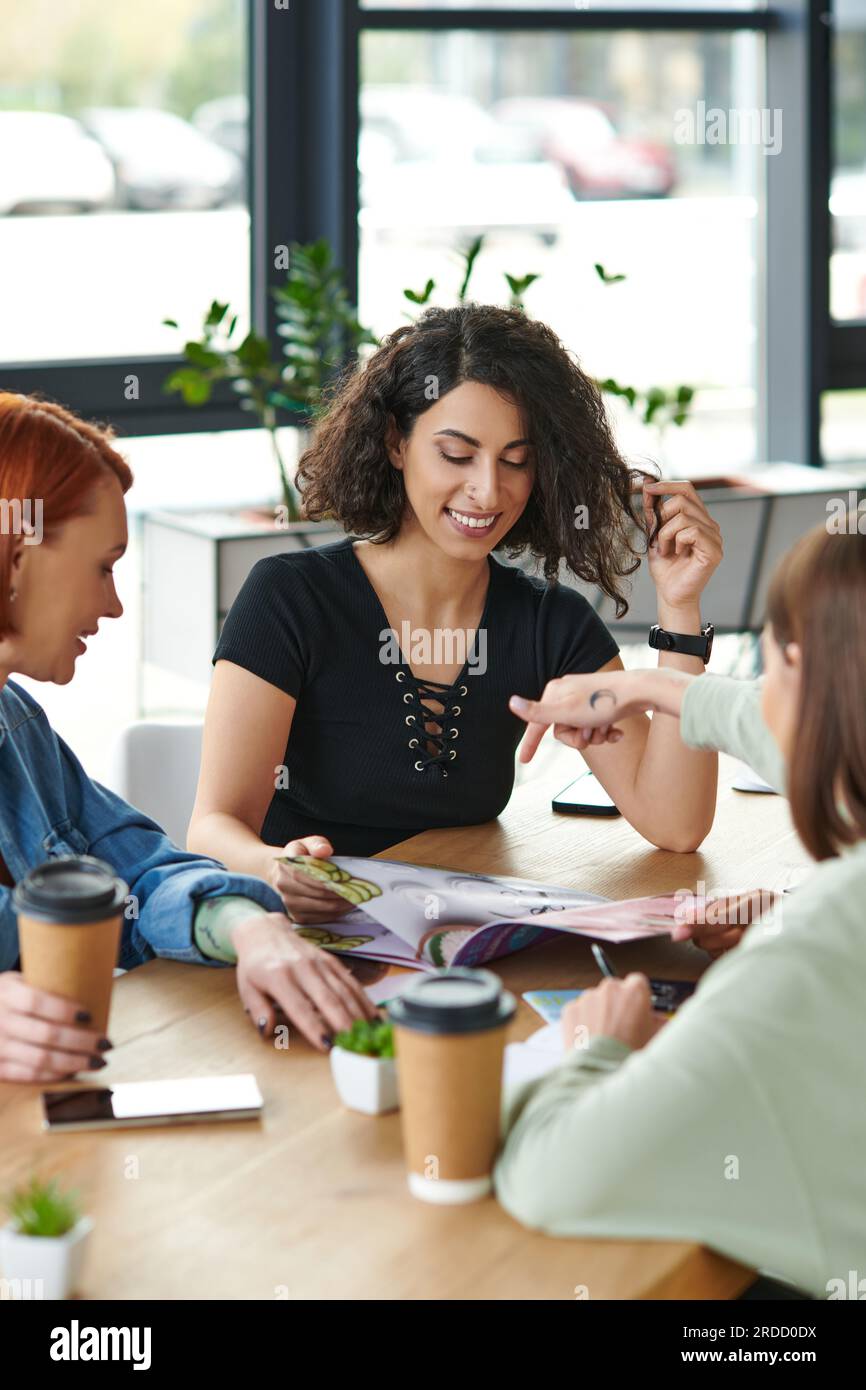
[
  {"left": 497, "top": 520, "right": 866, "bottom": 1298},
  {"left": 0, "top": 393, "right": 375, "bottom": 1082},
  {"left": 189, "top": 303, "right": 723, "bottom": 923}
]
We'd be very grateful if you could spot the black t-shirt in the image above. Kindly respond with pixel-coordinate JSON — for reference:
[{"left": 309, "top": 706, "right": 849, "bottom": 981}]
[{"left": 213, "top": 537, "right": 619, "bottom": 856}]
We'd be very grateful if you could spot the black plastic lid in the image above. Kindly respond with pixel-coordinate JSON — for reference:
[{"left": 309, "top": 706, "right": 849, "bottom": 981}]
[
  {"left": 388, "top": 967, "right": 516, "bottom": 1035},
  {"left": 13, "top": 856, "right": 128, "bottom": 925}
]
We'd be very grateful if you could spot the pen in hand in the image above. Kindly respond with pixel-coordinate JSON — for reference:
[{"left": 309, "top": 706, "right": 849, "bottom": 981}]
[
  {"left": 591, "top": 942, "right": 665, "bottom": 1011},
  {"left": 591, "top": 942, "right": 618, "bottom": 979}
]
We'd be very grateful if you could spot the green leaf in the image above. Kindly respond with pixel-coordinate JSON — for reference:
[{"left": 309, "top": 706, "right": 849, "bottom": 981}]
[
  {"left": 505, "top": 272, "right": 540, "bottom": 297},
  {"left": 235, "top": 331, "right": 272, "bottom": 371},
  {"left": 403, "top": 278, "right": 436, "bottom": 306},
  {"left": 183, "top": 341, "right": 223, "bottom": 370},
  {"left": 205, "top": 300, "right": 230, "bottom": 328},
  {"left": 643, "top": 386, "right": 668, "bottom": 425},
  {"left": 457, "top": 234, "right": 484, "bottom": 302},
  {"left": 162, "top": 317, "right": 179, "bottom": 329},
  {"left": 594, "top": 262, "right": 627, "bottom": 286},
  {"left": 163, "top": 368, "right": 212, "bottom": 405}
]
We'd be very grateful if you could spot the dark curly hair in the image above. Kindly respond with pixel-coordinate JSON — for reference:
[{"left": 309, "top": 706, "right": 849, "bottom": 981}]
[{"left": 296, "top": 303, "right": 653, "bottom": 616}]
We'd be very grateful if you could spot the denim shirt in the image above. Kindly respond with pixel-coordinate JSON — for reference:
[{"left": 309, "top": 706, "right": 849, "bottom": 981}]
[{"left": 0, "top": 679, "right": 283, "bottom": 973}]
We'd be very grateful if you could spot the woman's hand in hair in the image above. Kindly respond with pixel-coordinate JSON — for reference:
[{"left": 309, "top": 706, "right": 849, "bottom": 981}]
[
  {"left": 561, "top": 975, "right": 666, "bottom": 1053},
  {"left": 637, "top": 479, "right": 723, "bottom": 611},
  {"left": 268, "top": 836, "right": 357, "bottom": 925},
  {"left": 0, "top": 972, "right": 112, "bottom": 1083}
]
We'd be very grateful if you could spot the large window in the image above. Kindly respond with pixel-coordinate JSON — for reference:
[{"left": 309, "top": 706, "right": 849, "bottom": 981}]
[
  {"left": 830, "top": 2, "right": 866, "bottom": 324},
  {"left": 0, "top": 0, "right": 248, "bottom": 365},
  {"left": 359, "top": 26, "right": 764, "bottom": 470},
  {"left": 0, "top": 0, "right": 861, "bottom": 464}
]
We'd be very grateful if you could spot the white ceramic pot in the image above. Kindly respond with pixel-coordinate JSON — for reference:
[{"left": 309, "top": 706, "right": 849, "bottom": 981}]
[
  {"left": 330, "top": 1046, "right": 399, "bottom": 1115},
  {"left": 0, "top": 1216, "right": 93, "bottom": 1300}
]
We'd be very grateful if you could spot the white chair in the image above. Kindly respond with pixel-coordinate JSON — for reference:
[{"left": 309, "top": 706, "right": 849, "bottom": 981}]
[{"left": 105, "top": 721, "right": 203, "bottom": 849}]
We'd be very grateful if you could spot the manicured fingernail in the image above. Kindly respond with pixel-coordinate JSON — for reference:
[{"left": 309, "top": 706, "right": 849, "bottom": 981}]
[
  {"left": 89, "top": 1056, "right": 107, "bottom": 1069},
  {"left": 75, "top": 1010, "right": 92, "bottom": 1024},
  {"left": 257, "top": 1018, "right": 267, "bottom": 1036},
  {"left": 96, "top": 1037, "right": 113, "bottom": 1052},
  {"left": 509, "top": 696, "right": 529, "bottom": 713}
]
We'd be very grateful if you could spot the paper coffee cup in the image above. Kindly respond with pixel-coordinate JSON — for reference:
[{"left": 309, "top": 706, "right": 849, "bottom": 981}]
[
  {"left": 14, "top": 857, "right": 128, "bottom": 1035},
  {"left": 388, "top": 968, "right": 516, "bottom": 1204}
]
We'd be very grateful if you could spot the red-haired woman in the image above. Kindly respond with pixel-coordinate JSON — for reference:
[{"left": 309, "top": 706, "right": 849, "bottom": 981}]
[
  {"left": 498, "top": 521, "right": 866, "bottom": 1298},
  {"left": 0, "top": 393, "right": 374, "bottom": 1083}
]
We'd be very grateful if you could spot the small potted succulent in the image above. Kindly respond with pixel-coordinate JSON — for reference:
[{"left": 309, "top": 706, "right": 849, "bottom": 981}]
[
  {"left": 0, "top": 1176, "right": 92, "bottom": 1300},
  {"left": 330, "top": 1017, "right": 399, "bottom": 1116}
]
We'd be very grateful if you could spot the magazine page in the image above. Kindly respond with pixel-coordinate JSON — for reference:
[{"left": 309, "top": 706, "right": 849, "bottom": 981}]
[
  {"left": 285, "top": 855, "right": 608, "bottom": 963},
  {"left": 287, "top": 857, "right": 693, "bottom": 971}
]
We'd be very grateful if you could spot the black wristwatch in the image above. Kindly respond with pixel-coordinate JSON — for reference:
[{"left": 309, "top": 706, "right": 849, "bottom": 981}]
[{"left": 648, "top": 621, "right": 715, "bottom": 663}]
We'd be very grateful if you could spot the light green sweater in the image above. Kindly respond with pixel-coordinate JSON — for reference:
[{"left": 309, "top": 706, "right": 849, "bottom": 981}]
[{"left": 494, "top": 675, "right": 866, "bottom": 1299}]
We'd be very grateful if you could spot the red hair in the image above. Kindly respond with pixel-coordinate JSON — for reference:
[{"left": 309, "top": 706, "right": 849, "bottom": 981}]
[{"left": 0, "top": 393, "right": 133, "bottom": 638}]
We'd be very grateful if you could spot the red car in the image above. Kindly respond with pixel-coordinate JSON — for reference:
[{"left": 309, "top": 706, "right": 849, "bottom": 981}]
[{"left": 492, "top": 97, "right": 676, "bottom": 200}]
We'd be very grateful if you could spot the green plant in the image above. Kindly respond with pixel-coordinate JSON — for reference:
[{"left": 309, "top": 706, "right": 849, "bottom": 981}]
[
  {"left": 273, "top": 239, "right": 377, "bottom": 412},
  {"left": 6, "top": 1176, "right": 81, "bottom": 1238},
  {"left": 403, "top": 234, "right": 540, "bottom": 314},
  {"left": 404, "top": 245, "right": 697, "bottom": 441},
  {"left": 334, "top": 1017, "right": 394, "bottom": 1059},
  {"left": 163, "top": 240, "right": 373, "bottom": 520},
  {"left": 592, "top": 262, "right": 696, "bottom": 438}
]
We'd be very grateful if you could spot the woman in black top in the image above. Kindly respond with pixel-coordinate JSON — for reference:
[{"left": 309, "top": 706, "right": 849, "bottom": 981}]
[{"left": 189, "top": 304, "right": 722, "bottom": 926}]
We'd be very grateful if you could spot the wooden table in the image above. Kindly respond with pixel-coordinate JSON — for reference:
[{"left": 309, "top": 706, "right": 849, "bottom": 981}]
[{"left": 0, "top": 755, "right": 811, "bottom": 1300}]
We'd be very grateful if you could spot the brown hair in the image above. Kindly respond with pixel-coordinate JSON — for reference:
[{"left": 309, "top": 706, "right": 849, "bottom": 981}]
[
  {"left": 765, "top": 520, "right": 866, "bottom": 859},
  {"left": 0, "top": 393, "right": 133, "bottom": 639},
  {"left": 297, "top": 303, "right": 653, "bottom": 615}
]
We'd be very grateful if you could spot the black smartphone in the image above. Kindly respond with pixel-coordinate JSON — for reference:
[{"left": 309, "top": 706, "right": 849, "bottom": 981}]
[
  {"left": 42, "top": 1074, "right": 263, "bottom": 1133},
  {"left": 649, "top": 978, "right": 696, "bottom": 1013},
  {"left": 552, "top": 772, "right": 620, "bottom": 817}
]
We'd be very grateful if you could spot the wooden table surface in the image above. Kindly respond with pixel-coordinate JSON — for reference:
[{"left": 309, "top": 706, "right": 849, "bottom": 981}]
[{"left": 0, "top": 754, "right": 812, "bottom": 1300}]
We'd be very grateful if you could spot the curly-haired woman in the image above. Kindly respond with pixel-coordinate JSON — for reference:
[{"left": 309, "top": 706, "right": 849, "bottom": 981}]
[{"left": 187, "top": 304, "right": 723, "bottom": 924}]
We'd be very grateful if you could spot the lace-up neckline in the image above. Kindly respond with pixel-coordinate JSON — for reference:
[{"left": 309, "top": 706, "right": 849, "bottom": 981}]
[{"left": 347, "top": 540, "right": 496, "bottom": 779}]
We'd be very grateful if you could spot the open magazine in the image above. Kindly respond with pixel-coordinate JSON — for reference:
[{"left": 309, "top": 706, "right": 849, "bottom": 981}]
[{"left": 285, "top": 856, "right": 682, "bottom": 978}]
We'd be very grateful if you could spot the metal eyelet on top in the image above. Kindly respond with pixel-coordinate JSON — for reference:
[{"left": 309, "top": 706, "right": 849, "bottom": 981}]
[
  {"left": 451, "top": 705, "right": 461, "bottom": 716},
  {"left": 406, "top": 715, "right": 416, "bottom": 726},
  {"left": 450, "top": 727, "right": 459, "bottom": 739},
  {"left": 414, "top": 760, "right": 424, "bottom": 771},
  {"left": 408, "top": 737, "right": 419, "bottom": 749},
  {"left": 395, "top": 670, "right": 406, "bottom": 682},
  {"left": 403, "top": 692, "right": 413, "bottom": 704},
  {"left": 450, "top": 749, "right": 457, "bottom": 761},
  {"left": 459, "top": 685, "right": 468, "bottom": 696}
]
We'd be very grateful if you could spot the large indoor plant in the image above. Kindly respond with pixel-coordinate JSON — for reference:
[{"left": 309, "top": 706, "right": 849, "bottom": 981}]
[{"left": 163, "top": 239, "right": 374, "bottom": 521}]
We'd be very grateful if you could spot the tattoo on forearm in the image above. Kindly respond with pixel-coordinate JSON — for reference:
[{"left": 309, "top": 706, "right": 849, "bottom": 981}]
[
  {"left": 589, "top": 688, "right": 618, "bottom": 711},
  {"left": 194, "top": 911, "right": 239, "bottom": 964}
]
